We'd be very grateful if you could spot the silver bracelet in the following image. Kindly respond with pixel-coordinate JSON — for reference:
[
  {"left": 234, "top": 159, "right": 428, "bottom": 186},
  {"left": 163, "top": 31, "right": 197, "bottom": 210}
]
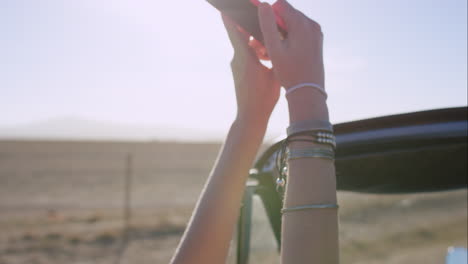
[
  {"left": 285, "top": 83, "right": 328, "bottom": 99},
  {"left": 288, "top": 148, "right": 335, "bottom": 161},
  {"left": 282, "top": 204, "right": 339, "bottom": 214},
  {"left": 287, "top": 120, "right": 333, "bottom": 136}
]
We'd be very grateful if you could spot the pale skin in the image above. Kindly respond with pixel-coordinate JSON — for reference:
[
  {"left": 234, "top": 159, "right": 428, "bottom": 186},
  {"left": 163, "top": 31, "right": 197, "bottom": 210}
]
[{"left": 169, "top": 0, "right": 338, "bottom": 263}]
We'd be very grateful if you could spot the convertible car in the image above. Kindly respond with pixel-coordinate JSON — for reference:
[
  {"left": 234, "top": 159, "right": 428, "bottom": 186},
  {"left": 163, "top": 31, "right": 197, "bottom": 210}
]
[{"left": 234, "top": 106, "right": 467, "bottom": 264}]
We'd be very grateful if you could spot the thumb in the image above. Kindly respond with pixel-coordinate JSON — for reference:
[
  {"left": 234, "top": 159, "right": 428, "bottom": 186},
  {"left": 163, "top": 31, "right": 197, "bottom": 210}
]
[{"left": 258, "top": 3, "right": 282, "bottom": 56}]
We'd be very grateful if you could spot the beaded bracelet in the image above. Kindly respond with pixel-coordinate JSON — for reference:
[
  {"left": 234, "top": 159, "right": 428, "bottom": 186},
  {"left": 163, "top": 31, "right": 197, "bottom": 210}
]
[{"left": 288, "top": 135, "right": 336, "bottom": 149}]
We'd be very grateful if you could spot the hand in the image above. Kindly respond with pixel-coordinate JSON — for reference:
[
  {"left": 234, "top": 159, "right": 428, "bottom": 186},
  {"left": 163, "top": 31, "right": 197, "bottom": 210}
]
[
  {"left": 258, "top": 0, "right": 325, "bottom": 90},
  {"left": 222, "top": 15, "right": 281, "bottom": 125}
]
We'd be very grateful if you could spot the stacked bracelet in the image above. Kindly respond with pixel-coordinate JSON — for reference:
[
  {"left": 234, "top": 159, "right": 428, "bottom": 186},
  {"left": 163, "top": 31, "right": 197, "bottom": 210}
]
[
  {"left": 275, "top": 125, "right": 336, "bottom": 194},
  {"left": 287, "top": 120, "right": 333, "bottom": 136},
  {"left": 288, "top": 131, "right": 336, "bottom": 149},
  {"left": 288, "top": 147, "right": 335, "bottom": 161}
]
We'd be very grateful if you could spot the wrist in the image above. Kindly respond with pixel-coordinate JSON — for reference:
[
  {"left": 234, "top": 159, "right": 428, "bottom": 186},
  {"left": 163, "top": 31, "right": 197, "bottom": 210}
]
[
  {"left": 235, "top": 111, "right": 270, "bottom": 129},
  {"left": 286, "top": 89, "right": 329, "bottom": 123},
  {"left": 233, "top": 115, "right": 268, "bottom": 134},
  {"left": 230, "top": 117, "right": 268, "bottom": 151}
]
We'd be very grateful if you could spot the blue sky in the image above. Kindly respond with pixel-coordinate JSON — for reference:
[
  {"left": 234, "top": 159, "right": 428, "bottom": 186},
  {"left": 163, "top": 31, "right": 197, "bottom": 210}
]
[{"left": 1, "top": 0, "right": 466, "bottom": 139}]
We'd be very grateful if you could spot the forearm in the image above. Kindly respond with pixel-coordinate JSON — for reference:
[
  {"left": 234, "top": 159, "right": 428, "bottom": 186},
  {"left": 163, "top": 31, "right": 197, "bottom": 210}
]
[
  {"left": 281, "top": 89, "right": 339, "bottom": 264},
  {"left": 170, "top": 117, "right": 268, "bottom": 264}
]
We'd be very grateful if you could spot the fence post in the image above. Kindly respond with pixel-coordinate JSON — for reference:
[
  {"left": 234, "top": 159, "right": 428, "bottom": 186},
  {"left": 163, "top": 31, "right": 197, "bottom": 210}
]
[{"left": 115, "top": 152, "right": 133, "bottom": 264}]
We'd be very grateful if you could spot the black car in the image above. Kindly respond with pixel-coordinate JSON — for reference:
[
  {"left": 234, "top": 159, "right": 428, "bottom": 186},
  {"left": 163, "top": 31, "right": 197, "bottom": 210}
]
[{"left": 234, "top": 107, "right": 467, "bottom": 264}]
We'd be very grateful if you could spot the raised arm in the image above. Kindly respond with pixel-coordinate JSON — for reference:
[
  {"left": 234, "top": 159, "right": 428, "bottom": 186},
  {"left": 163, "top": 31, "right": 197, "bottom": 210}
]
[
  {"left": 169, "top": 16, "right": 281, "bottom": 264},
  {"left": 258, "top": 1, "right": 339, "bottom": 263},
  {"left": 171, "top": 0, "right": 339, "bottom": 262}
]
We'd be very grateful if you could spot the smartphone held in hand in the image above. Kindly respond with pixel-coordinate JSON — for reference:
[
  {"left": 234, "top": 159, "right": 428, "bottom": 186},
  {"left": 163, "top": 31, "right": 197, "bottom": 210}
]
[{"left": 206, "top": 0, "right": 286, "bottom": 43}]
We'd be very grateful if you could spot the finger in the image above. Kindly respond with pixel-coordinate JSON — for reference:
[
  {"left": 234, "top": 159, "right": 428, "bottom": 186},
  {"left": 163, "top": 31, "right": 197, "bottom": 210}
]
[
  {"left": 307, "top": 17, "right": 323, "bottom": 33},
  {"left": 258, "top": 3, "right": 282, "bottom": 55},
  {"left": 274, "top": 0, "right": 300, "bottom": 31},
  {"left": 277, "top": 0, "right": 322, "bottom": 34},
  {"left": 249, "top": 39, "right": 270, "bottom": 60},
  {"left": 236, "top": 24, "right": 250, "bottom": 39},
  {"left": 222, "top": 15, "right": 261, "bottom": 66},
  {"left": 222, "top": 15, "right": 249, "bottom": 53}
]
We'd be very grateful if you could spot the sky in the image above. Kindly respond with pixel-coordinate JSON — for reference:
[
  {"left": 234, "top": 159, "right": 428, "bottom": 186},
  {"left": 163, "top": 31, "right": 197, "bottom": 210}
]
[{"left": 1, "top": 0, "right": 467, "bottom": 140}]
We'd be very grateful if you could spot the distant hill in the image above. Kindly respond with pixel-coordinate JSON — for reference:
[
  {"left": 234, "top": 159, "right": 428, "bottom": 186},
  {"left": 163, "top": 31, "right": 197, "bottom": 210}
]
[{"left": 0, "top": 117, "right": 223, "bottom": 141}]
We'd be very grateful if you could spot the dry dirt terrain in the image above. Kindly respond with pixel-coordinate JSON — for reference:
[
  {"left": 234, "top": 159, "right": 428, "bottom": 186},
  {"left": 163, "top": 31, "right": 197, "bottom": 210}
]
[{"left": 0, "top": 140, "right": 466, "bottom": 264}]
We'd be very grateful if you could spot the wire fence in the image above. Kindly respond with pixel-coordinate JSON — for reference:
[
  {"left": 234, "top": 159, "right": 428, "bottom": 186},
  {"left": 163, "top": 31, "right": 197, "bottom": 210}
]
[
  {"left": 0, "top": 144, "right": 220, "bottom": 264},
  {"left": 0, "top": 151, "right": 134, "bottom": 263}
]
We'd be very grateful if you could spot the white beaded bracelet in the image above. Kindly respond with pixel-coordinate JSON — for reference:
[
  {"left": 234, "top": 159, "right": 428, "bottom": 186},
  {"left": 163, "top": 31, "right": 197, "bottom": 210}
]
[{"left": 285, "top": 82, "right": 327, "bottom": 99}]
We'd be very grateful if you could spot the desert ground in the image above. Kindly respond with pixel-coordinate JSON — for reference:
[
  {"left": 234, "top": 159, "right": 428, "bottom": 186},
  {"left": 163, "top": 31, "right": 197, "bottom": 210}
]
[{"left": 0, "top": 140, "right": 466, "bottom": 264}]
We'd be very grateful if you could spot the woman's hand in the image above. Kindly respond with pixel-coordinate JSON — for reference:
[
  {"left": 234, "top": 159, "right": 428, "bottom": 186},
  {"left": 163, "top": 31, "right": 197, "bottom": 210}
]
[
  {"left": 222, "top": 15, "right": 281, "bottom": 126},
  {"left": 258, "top": 0, "right": 325, "bottom": 90},
  {"left": 258, "top": 0, "right": 328, "bottom": 122}
]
